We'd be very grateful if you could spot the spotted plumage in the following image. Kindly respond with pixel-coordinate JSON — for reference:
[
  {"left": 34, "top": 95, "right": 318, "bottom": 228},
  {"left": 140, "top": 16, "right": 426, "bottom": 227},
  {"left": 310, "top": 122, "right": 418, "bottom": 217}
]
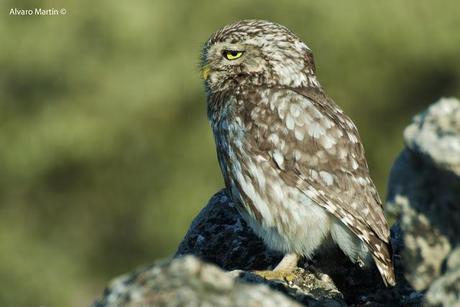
[{"left": 201, "top": 19, "right": 395, "bottom": 286}]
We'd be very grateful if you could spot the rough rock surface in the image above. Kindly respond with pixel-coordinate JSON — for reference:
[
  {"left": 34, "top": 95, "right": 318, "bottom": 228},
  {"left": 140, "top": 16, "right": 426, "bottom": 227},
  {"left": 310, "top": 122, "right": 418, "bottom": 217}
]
[
  {"left": 387, "top": 97, "right": 460, "bottom": 305},
  {"left": 176, "top": 192, "right": 283, "bottom": 271},
  {"left": 175, "top": 190, "right": 419, "bottom": 306},
  {"left": 175, "top": 191, "right": 349, "bottom": 306},
  {"left": 403, "top": 97, "right": 460, "bottom": 176},
  {"left": 424, "top": 247, "right": 460, "bottom": 307},
  {"left": 94, "top": 189, "right": 419, "bottom": 307},
  {"left": 93, "top": 255, "right": 302, "bottom": 307}
]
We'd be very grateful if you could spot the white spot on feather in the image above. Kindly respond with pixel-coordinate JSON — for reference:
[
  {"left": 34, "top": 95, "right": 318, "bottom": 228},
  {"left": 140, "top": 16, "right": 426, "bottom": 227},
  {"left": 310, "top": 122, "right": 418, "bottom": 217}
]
[
  {"left": 233, "top": 167, "right": 273, "bottom": 224},
  {"left": 319, "top": 171, "right": 334, "bottom": 186},
  {"left": 341, "top": 215, "right": 353, "bottom": 226},
  {"left": 248, "top": 162, "right": 266, "bottom": 190},
  {"left": 294, "top": 127, "right": 305, "bottom": 141},
  {"left": 277, "top": 99, "right": 289, "bottom": 120},
  {"left": 308, "top": 76, "right": 320, "bottom": 87},
  {"left": 353, "top": 176, "right": 368, "bottom": 186},
  {"left": 286, "top": 114, "right": 295, "bottom": 130},
  {"left": 309, "top": 169, "right": 319, "bottom": 180},
  {"left": 308, "top": 122, "right": 325, "bottom": 138},
  {"left": 351, "top": 158, "right": 359, "bottom": 170},
  {"left": 268, "top": 133, "right": 280, "bottom": 146},
  {"left": 270, "top": 182, "right": 285, "bottom": 202},
  {"left": 347, "top": 131, "right": 358, "bottom": 143},
  {"left": 362, "top": 207, "right": 370, "bottom": 216},
  {"left": 321, "top": 118, "right": 333, "bottom": 129},
  {"left": 272, "top": 150, "right": 284, "bottom": 169},
  {"left": 301, "top": 98, "right": 313, "bottom": 108},
  {"left": 293, "top": 149, "right": 302, "bottom": 161},
  {"left": 290, "top": 104, "right": 301, "bottom": 117},
  {"left": 321, "top": 135, "right": 336, "bottom": 149}
]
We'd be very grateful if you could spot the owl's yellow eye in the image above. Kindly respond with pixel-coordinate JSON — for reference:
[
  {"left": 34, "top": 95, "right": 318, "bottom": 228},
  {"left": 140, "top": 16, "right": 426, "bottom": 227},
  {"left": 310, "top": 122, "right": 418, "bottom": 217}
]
[{"left": 223, "top": 50, "right": 244, "bottom": 60}]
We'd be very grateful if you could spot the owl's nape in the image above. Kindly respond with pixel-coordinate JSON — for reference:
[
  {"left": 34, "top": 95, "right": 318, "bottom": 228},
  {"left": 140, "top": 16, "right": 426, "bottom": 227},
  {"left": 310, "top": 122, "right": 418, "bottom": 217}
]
[{"left": 203, "top": 19, "right": 395, "bottom": 287}]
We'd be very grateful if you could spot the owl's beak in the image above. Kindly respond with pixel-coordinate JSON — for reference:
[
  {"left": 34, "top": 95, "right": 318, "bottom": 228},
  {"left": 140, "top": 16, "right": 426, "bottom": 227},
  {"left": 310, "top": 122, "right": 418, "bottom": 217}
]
[{"left": 201, "top": 65, "right": 211, "bottom": 80}]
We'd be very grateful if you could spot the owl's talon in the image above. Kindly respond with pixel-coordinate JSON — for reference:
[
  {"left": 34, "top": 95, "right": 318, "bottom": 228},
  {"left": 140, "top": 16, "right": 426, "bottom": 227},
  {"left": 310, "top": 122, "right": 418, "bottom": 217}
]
[
  {"left": 253, "top": 270, "right": 297, "bottom": 282},
  {"left": 274, "top": 253, "right": 300, "bottom": 272}
]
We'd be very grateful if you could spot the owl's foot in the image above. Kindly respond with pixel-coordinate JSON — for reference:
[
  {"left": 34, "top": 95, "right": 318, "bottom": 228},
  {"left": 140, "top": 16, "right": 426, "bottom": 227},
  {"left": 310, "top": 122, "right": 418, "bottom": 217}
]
[
  {"left": 253, "top": 253, "right": 300, "bottom": 282},
  {"left": 253, "top": 269, "right": 297, "bottom": 282},
  {"left": 274, "top": 253, "right": 300, "bottom": 272}
]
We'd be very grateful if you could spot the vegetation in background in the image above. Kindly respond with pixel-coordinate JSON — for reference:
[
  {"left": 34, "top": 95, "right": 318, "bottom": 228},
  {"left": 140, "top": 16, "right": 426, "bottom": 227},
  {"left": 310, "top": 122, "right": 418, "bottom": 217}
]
[{"left": 0, "top": 0, "right": 459, "bottom": 305}]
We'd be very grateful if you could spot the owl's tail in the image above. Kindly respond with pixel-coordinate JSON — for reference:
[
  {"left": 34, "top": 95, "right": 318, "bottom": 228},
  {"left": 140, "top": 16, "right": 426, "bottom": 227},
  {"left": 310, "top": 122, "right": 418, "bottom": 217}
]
[
  {"left": 373, "top": 254, "right": 396, "bottom": 287},
  {"left": 370, "top": 238, "right": 396, "bottom": 287}
]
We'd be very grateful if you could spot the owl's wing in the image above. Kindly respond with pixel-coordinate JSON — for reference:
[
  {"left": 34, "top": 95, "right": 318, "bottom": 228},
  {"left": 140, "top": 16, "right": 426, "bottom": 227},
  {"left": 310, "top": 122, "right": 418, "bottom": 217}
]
[
  {"left": 288, "top": 86, "right": 389, "bottom": 241},
  {"left": 250, "top": 86, "right": 394, "bottom": 284}
]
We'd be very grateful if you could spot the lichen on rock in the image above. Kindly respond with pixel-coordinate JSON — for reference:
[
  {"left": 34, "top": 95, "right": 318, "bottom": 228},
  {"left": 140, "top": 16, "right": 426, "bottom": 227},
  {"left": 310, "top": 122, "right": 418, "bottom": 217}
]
[
  {"left": 387, "top": 97, "right": 460, "bottom": 305},
  {"left": 93, "top": 255, "right": 303, "bottom": 307}
]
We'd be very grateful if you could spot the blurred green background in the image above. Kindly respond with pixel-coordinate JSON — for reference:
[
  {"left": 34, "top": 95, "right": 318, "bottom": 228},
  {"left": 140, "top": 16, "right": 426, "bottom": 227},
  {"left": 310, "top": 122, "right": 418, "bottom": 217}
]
[{"left": 1, "top": 0, "right": 459, "bottom": 305}]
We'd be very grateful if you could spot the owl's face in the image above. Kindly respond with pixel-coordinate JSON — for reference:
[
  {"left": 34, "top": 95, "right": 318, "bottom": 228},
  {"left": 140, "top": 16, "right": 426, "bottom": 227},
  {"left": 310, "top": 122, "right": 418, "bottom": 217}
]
[
  {"left": 201, "top": 20, "right": 317, "bottom": 92},
  {"left": 201, "top": 40, "right": 266, "bottom": 90}
]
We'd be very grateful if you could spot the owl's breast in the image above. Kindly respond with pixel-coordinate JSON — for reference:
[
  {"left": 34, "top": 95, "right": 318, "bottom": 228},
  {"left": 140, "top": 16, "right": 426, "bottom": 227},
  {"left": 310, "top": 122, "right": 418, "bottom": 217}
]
[
  {"left": 212, "top": 112, "right": 332, "bottom": 253},
  {"left": 211, "top": 100, "right": 268, "bottom": 215}
]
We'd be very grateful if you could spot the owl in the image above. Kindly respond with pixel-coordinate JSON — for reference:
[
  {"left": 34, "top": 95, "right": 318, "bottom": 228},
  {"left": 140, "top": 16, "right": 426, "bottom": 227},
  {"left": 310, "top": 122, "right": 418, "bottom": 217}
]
[{"left": 201, "top": 19, "right": 395, "bottom": 286}]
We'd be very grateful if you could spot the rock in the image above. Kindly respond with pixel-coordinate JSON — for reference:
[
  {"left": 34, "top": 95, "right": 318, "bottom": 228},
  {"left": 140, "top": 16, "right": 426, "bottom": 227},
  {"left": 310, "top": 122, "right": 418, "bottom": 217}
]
[
  {"left": 95, "top": 98, "right": 460, "bottom": 307},
  {"left": 424, "top": 268, "right": 460, "bottom": 307},
  {"left": 176, "top": 190, "right": 419, "bottom": 306},
  {"left": 94, "top": 189, "right": 419, "bottom": 307},
  {"left": 424, "top": 247, "right": 460, "bottom": 307},
  {"left": 175, "top": 190, "right": 347, "bottom": 306},
  {"left": 387, "top": 97, "right": 460, "bottom": 294},
  {"left": 176, "top": 191, "right": 283, "bottom": 271},
  {"left": 238, "top": 268, "right": 346, "bottom": 307},
  {"left": 425, "top": 270, "right": 460, "bottom": 307},
  {"left": 93, "top": 255, "right": 302, "bottom": 307},
  {"left": 403, "top": 97, "right": 460, "bottom": 176},
  {"left": 446, "top": 247, "right": 460, "bottom": 271}
]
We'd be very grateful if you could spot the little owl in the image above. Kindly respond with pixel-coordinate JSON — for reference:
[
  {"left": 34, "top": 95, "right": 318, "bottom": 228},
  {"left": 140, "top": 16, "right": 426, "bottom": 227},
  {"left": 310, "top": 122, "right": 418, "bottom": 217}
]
[{"left": 200, "top": 19, "right": 395, "bottom": 286}]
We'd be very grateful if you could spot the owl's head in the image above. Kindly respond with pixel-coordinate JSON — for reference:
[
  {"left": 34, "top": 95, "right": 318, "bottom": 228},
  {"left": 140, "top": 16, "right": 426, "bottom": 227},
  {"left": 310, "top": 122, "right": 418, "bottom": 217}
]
[{"left": 201, "top": 20, "right": 318, "bottom": 92}]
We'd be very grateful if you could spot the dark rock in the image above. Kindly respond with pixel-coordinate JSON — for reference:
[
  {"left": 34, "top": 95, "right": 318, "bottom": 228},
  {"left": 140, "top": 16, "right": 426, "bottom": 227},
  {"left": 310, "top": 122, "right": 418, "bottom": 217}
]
[
  {"left": 175, "top": 189, "right": 419, "bottom": 307},
  {"left": 424, "top": 247, "right": 460, "bottom": 306},
  {"left": 175, "top": 190, "right": 349, "bottom": 306},
  {"left": 94, "top": 188, "right": 419, "bottom": 307},
  {"left": 403, "top": 97, "right": 460, "bottom": 177},
  {"left": 175, "top": 191, "right": 283, "bottom": 271},
  {"left": 387, "top": 97, "right": 460, "bottom": 294}
]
